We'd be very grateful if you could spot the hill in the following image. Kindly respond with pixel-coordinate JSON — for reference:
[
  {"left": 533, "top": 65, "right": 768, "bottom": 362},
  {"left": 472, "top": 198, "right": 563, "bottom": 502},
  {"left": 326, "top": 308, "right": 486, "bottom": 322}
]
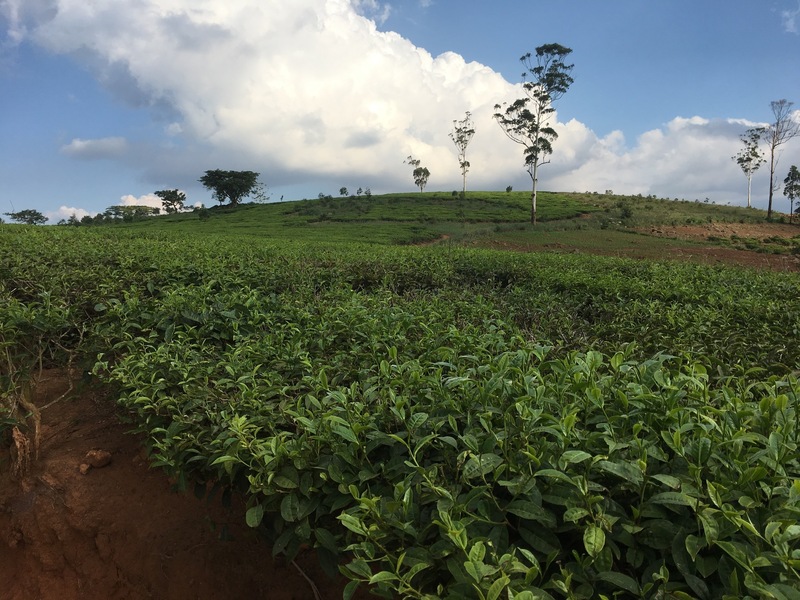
[{"left": 113, "top": 190, "right": 800, "bottom": 271}]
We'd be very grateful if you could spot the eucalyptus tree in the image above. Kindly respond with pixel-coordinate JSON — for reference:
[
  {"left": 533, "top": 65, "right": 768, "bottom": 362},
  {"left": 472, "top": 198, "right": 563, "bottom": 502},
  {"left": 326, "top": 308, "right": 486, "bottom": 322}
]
[
  {"left": 494, "top": 43, "right": 574, "bottom": 224},
  {"left": 784, "top": 165, "right": 800, "bottom": 223},
  {"left": 763, "top": 99, "right": 800, "bottom": 219},
  {"left": 449, "top": 111, "right": 476, "bottom": 196},
  {"left": 732, "top": 127, "right": 766, "bottom": 208},
  {"left": 405, "top": 155, "right": 430, "bottom": 192}
]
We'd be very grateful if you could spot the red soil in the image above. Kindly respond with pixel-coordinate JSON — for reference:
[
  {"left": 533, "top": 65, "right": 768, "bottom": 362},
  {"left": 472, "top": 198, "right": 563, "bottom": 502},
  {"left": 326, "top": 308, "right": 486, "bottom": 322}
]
[{"left": 0, "top": 371, "right": 360, "bottom": 600}]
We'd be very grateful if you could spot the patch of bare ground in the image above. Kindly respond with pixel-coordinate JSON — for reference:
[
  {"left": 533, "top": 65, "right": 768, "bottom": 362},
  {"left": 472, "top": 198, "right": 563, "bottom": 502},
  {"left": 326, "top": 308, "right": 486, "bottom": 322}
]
[
  {"left": 0, "top": 371, "right": 363, "bottom": 600},
  {"left": 640, "top": 221, "right": 800, "bottom": 272},
  {"left": 643, "top": 221, "right": 800, "bottom": 241}
]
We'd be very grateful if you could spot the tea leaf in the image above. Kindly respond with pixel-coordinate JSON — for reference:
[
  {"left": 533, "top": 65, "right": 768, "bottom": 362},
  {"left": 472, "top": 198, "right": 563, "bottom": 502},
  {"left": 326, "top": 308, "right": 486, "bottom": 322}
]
[{"left": 584, "top": 525, "right": 605, "bottom": 557}]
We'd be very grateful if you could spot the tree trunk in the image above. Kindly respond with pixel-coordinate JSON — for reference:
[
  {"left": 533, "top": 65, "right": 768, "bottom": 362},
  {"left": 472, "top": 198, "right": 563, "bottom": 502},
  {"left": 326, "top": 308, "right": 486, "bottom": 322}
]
[
  {"left": 767, "top": 149, "right": 775, "bottom": 219},
  {"left": 747, "top": 174, "right": 752, "bottom": 209},
  {"left": 531, "top": 162, "right": 539, "bottom": 225}
]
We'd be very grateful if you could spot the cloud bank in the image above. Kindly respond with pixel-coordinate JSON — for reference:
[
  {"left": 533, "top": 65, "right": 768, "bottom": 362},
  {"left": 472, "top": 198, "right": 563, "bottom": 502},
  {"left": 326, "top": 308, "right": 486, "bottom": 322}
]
[{"left": 3, "top": 0, "right": 798, "bottom": 209}]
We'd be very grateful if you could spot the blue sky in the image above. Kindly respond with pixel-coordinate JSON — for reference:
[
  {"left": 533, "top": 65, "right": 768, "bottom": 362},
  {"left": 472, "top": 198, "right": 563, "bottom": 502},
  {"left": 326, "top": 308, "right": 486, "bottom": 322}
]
[{"left": 2, "top": 0, "right": 799, "bottom": 222}]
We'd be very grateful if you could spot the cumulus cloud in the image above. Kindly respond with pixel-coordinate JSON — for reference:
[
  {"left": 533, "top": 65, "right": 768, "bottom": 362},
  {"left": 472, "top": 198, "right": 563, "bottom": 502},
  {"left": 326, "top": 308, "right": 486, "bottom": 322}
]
[
  {"left": 60, "top": 137, "right": 128, "bottom": 159},
  {"left": 3, "top": 0, "right": 796, "bottom": 208},
  {"left": 46, "top": 205, "right": 96, "bottom": 223},
  {"left": 119, "top": 193, "right": 162, "bottom": 208}
]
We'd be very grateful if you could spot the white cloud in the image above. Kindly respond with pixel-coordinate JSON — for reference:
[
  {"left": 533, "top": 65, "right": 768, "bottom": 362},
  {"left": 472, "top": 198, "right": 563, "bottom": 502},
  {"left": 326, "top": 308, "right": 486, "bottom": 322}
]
[
  {"left": 119, "top": 193, "right": 162, "bottom": 208},
  {"left": 45, "top": 205, "right": 96, "bottom": 223},
  {"left": 782, "top": 1, "right": 800, "bottom": 33},
  {"left": 60, "top": 137, "right": 128, "bottom": 159},
  {"left": 4, "top": 0, "right": 795, "bottom": 208}
]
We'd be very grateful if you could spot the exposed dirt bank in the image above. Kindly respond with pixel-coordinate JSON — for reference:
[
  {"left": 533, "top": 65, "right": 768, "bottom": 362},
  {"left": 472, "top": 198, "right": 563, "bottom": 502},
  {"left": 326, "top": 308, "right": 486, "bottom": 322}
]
[{"left": 0, "top": 371, "right": 355, "bottom": 600}]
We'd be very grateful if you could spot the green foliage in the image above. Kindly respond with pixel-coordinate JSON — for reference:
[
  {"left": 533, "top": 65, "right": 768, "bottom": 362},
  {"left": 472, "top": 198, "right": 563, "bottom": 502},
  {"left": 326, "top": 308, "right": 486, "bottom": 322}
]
[
  {"left": 4, "top": 209, "right": 47, "bottom": 225},
  {"left": 494, "top": 44, "right": 574, "bottom": 224},
  {"left": 155, "top": 189, "right": 186, "bottom": 214},
  {"left": 406, "top": 156, "right": 431, "bottom": 192},
  {"left": 784, "top": 166, "right": 800, "bottom": 222},
  {"left": 199, "top": 169, "right": 260, "bottom": 206},
  {"left": 2, "top": 224, "right": 799, "bottom": 598},
  {"left": 450, "top": 112, "right": 476, "bottom": 194}
]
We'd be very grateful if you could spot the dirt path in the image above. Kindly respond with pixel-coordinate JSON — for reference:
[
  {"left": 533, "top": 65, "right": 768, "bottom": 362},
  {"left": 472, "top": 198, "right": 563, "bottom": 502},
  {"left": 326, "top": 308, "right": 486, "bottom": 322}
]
[{"left": 0, "top": 372, "right": 357, "bottom": 600}]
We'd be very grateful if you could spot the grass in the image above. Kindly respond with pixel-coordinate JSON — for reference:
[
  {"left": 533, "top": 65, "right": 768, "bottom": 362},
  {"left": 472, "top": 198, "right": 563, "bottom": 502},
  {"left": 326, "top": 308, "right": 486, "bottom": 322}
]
[{"left": 61, "top": 189, "right": 793, "bottom": 268}]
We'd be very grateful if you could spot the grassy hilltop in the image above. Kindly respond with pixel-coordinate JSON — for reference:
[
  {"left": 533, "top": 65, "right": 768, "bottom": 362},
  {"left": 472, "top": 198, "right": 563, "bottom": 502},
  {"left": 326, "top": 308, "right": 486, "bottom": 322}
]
[{"left": 115, "top": 190, "right": 798, "bottom": 264}]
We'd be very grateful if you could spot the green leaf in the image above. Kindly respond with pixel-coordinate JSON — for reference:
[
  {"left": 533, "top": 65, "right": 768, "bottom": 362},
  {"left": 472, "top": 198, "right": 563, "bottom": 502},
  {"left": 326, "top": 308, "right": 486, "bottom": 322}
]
[
  {"left": 345, "top": 558, "right": 372, "bottom": 579},
  {"left": 343, "top": 580, "right": 360, "bottom": 600},
  {"left": 331, "top": 424, "right": 358, "bottom": 443},
  {"left": 597, "top": 571, "right": 640, "bottom": 595},
  {"left": 596, "top": 459, "right": 643, "bottom": 486},
  {"left": 463, "top": 453, "right": 503, "bottom": 479},
  {"left": 534, "top": 469, "right": 579, "bottom": 487},
  {"left": 563, "top": 507, "right": 590, "bottom": 523},
  {"left": 368, "top": 571, "right": 398, "bottom": 584},
  {"left": 560, "top": 450, "right": 592, "bottom": 464},
  {"left": 245, "top": 504, "right": 264, "bottom": 528},
  {"left": 339, "top": 513, "right": 367, "bottom": 536},
  {"left": 507, "top": 501, "right": 556, "bottom": 526},
  {"left": 685, "top": 534, "right": 705, "bottom": 560},
  {"left": 715, "top": 540, "right": 750, "bottom": 569},
  {"left": 650, "top": 491, "right": 698, "bottom": 509},
  {"left": 487, "top": 575, "right": 510, "bottom": 600},
  {"left": 408, "top": 412, "right": 429, "bottom": 429},
  {"left": 281, "top": 494, "right": 302, "bottom": 522},
  {"left": 584, "top": 524, "right": 605, "bottom": 558}
]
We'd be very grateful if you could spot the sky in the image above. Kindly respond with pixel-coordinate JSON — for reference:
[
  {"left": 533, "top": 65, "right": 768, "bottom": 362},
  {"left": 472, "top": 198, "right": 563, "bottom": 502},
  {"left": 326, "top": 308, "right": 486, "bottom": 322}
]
[{"left": 1, "top": 0, "right": 800, "bottom": 222}]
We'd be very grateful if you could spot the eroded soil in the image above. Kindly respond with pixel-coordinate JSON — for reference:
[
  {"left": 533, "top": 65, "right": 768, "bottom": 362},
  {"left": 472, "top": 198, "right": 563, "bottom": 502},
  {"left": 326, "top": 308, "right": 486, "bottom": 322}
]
[
  {"left": 640, "top": 222, "right": 800, "bottom": 272},
  {"left": 0, "top": 372, "right": 356, "bottom": 600}
]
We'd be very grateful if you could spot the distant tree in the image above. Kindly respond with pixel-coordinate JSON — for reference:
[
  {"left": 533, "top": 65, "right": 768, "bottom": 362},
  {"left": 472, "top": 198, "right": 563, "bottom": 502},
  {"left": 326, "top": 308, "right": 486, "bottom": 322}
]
[
  {"left": 405, "top": 155, "right": 430, "bottom": 192},
  {"left": 4, "top": 209, "right": 47, "bottom": 225},
  {"left": 251, "top": 179, "right": 270, "bottom": 203},
  {"left": 784, "top": 165, "right": 800, "bottom": 223},
  {"left": 494, "top": 43, "right": 574, "bottom": 224},
  {"left": 154, "top": 189, "right": 186, "bottom": 214},
  {"left": 103, "top": 205, "right": 159, "bottom": 221},
  {"left": 340, "top": 187, "right": 349, "bottom": 196},
  {"left": 449, "top": 111, "right": 476, "bottom": 196},
  {"left": 763, "top": 99, "right": 800, "bottom": 219},
  {"left": 732, "top": 127, "right": 766, "bottom": 208},
  {"left": 199, "top": 170, "right": 259, "bottom": 206},
  {"left": 68, "top": 214, "right": 81, "bottom": 226}
]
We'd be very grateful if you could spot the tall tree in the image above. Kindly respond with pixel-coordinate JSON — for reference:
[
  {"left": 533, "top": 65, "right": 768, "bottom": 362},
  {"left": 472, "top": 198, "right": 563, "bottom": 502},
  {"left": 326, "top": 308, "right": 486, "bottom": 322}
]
[
  {"left": 784, "top": 165, "right": 800, "bottom": 223},
  {"left": 763, "top": 99, "right": 800, "bottom": 219},
  {"left": 199, "top": 170, "right": 260, "bottom": 206},
  {"left": 4, "top": 209, "right": 47, "bottom": 225},
  {"left": 494, "top": 43, "right": 574, "bottom": 224},
  {"left": 449, "top": 111, "right": 476, "bottom": 196},
  {"left": 405, "top": 155, "right": 430, "bottom": 192},
  {"left": 732, "top": 127, "right": 766, "bottom": 208},
  {"left": 154, "top": 189, "right": 186, "bottom": 214}
]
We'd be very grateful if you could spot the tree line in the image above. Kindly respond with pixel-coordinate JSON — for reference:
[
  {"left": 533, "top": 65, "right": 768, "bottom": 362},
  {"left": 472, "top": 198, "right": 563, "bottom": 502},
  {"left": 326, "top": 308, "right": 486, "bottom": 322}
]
[{"left": 731, "top": 99, "right": 800, "bottom": 219}]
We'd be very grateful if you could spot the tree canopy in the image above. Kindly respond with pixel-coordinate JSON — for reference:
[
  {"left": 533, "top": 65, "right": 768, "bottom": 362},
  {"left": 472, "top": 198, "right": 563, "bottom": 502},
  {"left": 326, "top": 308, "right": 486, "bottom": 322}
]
[
  {"left": 449, "top": 111, "right": 476, "bottom": 195},
  {"left": 494, "top": 43, "right": 574, "bottom": 224},
  {"left": 764, "top": 99, "right": 800, "bottom": 219},
  {"left": 4, "top": 209, "right": 47, "bottom": 225},
  {"left": 154, "top": 189, "right": 186, "bottom": 214},
  {"left": 199, "top": 170, "right": 260, "bottom": 206}
]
